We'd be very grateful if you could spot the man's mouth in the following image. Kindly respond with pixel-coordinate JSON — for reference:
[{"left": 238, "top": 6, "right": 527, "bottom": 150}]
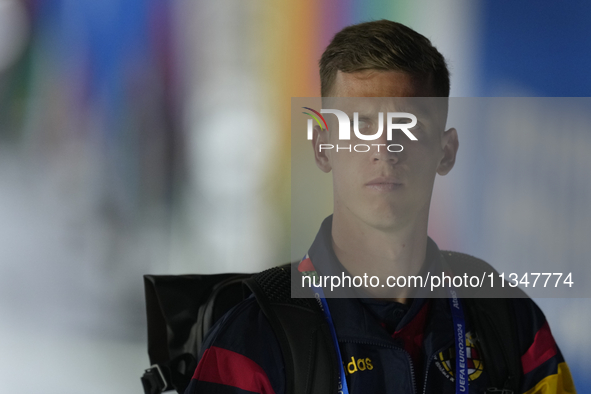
[{"left": 365, "top": 177, "right": 403, "bottom": 191}]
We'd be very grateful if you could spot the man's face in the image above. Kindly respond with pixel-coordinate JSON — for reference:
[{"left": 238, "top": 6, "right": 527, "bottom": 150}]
[{"left": 313, "top": 70, "right": 458, "bottom": 232}]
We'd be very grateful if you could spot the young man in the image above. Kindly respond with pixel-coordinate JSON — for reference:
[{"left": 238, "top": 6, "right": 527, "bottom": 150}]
[{"left": 185, "top": 20, "right": 575, "bottom": 394}]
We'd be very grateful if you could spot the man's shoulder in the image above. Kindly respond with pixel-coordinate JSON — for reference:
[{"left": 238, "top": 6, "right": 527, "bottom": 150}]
[
  {"left": 509, "top": 297, "right": 552, "bottom": 349},
  {"left": 187, "top": 296, "right": 286, "bottom": 394}
]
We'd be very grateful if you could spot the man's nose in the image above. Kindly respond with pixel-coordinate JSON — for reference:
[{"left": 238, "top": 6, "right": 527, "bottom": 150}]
[{"left": 370, "top": 133, "right": 401, "bottom": 163}]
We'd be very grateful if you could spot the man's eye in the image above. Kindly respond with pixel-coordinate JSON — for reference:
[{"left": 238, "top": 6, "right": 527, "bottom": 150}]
[
  {"left": 351, "top": 119, "right": 374, "bottom": 134},
  {"left": 390, "top": 118, "right": 422, "bottom": 130},
  {"left": 390, "top": 118, "right": 412, "bottom": 124}
]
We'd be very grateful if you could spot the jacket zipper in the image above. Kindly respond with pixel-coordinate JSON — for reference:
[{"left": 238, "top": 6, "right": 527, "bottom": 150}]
[
  {"left": 422, "top": 341, "right": 454, "bottom": 394},
  {"left": 339, "top": 339, "right": 417, "bottom": 394}
]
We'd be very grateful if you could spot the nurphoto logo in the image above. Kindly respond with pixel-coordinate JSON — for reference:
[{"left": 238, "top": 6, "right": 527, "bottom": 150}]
[{"left": 302, "top": 107, "right": 418, "bottom": 152}]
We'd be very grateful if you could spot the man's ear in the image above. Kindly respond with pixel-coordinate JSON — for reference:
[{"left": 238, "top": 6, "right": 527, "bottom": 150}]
[
  {"left": 436, "top": 127, "right": 459, "bottom": 175},
  {"left": 312, "top": 125, "right": 332, "bottom": 173}
]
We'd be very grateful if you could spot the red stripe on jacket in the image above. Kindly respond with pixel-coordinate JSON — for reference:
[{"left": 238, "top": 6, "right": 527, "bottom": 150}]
[
  {"left": 192, "top": 346, "right": 276, "bottom": 394},
  {"left": 521, "top": 321, "right": 557, "bottom": 375}
]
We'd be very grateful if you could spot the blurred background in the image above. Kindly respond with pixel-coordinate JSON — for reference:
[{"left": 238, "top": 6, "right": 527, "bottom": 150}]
[{"left": 0, "top": 0, "right": 589, "bottom": 392}]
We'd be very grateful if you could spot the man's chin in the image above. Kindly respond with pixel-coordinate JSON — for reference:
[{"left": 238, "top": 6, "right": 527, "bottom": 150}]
[{"left": 358, "top": 210, "right": 409, "bottom": 233}]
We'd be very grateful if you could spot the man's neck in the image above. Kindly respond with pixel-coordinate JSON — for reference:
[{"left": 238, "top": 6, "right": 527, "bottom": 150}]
[{"left": 331, "top": 210, "right": 429, "bottom": 303}]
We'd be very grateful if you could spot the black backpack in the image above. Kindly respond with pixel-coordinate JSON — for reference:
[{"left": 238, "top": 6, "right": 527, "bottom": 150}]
[{"left": 141, "top": 252, "right": 524, "bottom": 394}]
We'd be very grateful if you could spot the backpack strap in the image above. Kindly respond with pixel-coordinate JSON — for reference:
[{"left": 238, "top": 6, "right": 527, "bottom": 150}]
[
  {"left": 245, "top": 263, "right": 339, "bottom": 394},
  {"left": 442, "top": 251, "right": 523, "bottom": 394},
  {"left": 141, "top": 353, "right": 197, "bottom": 394}
]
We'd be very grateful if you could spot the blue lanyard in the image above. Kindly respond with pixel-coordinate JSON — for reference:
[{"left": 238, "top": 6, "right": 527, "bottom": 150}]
[
  {"left": 448, "top": 289, "right": 468, "bottom": 393},
  {"left": 302, "top": 258, "right": 468, "bottom": 394},
  {"left": 311, "top": 281, "right": 350, "bottom": 394}
]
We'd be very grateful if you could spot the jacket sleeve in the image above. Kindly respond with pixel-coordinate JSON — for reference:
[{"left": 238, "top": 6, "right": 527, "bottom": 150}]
[
  {"left": 184, "top": 296, "right": 285, "bottom": 394},
  {"left": 513, "top": 299, "right": 576, "bottom": 394}
]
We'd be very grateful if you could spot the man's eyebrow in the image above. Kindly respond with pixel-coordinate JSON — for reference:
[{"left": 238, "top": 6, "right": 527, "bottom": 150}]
[{"left": 344, "top": 109, "right": 380, "bottom": 116}]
